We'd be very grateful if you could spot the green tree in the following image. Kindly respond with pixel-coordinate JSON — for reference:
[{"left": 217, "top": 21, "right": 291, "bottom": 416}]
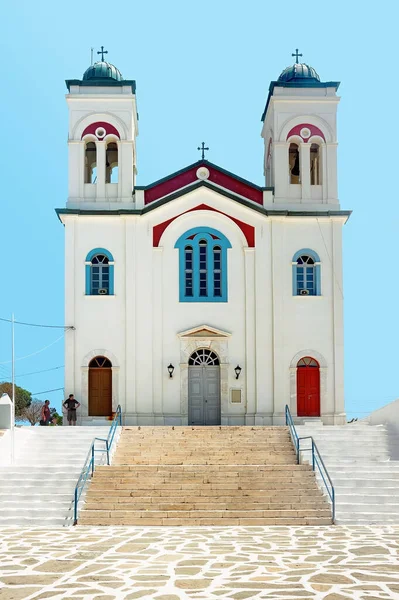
[
  {"left": 0, "top": 382, "right": 32, "bottom": 417},
  {"left": 50, "top": 408, "right": 63, "bottom": 426}
]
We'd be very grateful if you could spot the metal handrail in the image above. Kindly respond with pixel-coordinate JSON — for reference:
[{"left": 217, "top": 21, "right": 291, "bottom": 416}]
[
  {"left": 73, "top": 405, "right": 122, "bottom": 524},
  {"left": 285, "top": 405, "right": 335, "bottom": 523}
]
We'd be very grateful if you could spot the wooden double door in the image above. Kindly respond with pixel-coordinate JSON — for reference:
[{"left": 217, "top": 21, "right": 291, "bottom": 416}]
[{"left": 88, "top": 357, "right": 112, "bottom": 417}]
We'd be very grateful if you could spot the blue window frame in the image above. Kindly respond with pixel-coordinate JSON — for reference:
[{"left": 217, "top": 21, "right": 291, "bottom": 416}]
[
  {"left": 85, "top": 248, "right": 114, "bottom": 295},
  {"left": 292, "top": 249, "right": 321, "bottom": 296},
  {"left": 175, "top": 227, "right": 231, "bottom": 302}
]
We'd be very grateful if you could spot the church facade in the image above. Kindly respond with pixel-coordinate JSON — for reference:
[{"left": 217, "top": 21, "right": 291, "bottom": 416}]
[{"left": 57, "top": 54, "right": 350, "bottom": 426}]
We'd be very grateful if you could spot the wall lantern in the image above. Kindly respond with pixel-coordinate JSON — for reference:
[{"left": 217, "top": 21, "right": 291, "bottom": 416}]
[
  {"left": 234, "top": 365, "right": 242, "bottom": 379},
  {"left": 167, "top": 363, "right": 175, "bottom": 378}
]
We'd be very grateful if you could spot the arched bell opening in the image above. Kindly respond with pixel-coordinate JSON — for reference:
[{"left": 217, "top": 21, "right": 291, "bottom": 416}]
[
  {"left": 84, "top": 141, "right": 97, "bottom": 184},
  {"left": 105, "top": 141, "right": 118, "bottom": 183},
  {"left": 310, "top": 143, "right": 321, "bottom": 185},
  {"left": 289, "top": 143, "right": 300, "bottom": 184}
]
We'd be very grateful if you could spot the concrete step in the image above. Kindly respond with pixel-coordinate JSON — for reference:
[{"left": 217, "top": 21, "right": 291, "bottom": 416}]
[
  {"left": 79, "top": 515, "right": 332, "bottom": 526},
  {"left": 336, "top": 513, "right": 399, "bottom": 523},
  {"left": 336, "top": 502, "right": 399, "bottom": 513},
  {"left": 0, "top": 517, "right": 72, "bottom": 527},
  {"left": 83, "top": 500, "right": 328, "bottom": 511}
]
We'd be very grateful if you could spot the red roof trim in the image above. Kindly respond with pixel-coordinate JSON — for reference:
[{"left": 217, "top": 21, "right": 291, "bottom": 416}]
[
  {"left": 153, "top": 203, "right": 255, "bottom": 247},
  {"left": 145, "top": 164, "right": 263, "bottom": 206},
  {"left": 286, "top": 123, "right": 325, "bottom": 142},
  {"left": 81, "top": 121, "right": 121, "bottom": 140}
]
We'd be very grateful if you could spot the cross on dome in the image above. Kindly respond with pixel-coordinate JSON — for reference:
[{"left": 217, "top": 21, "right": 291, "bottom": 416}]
[
  {"left": 97, "top": 46, "right": 108, "bottom": 61},
  {"left": 292, "top": 48, "right": 303, "bottom": 63}
]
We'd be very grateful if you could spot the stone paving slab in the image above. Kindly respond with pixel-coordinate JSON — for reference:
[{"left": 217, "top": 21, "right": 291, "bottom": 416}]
[{"left": 0, "top": 526, "right": 398, "bottom": 599}]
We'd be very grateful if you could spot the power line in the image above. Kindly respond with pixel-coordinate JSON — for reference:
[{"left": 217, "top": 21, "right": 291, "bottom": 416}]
[
  {"left": 32, "top": 387, "right": 64, "bottom": 396},
  {"left": 0, "top": 317, "right": 74, "bottom": 330},
  {"left": 0, "top": 333, "right": 65, "bottom": 364},
  {"left": 316, "top": 218, "right": 344, "bottom": 299},
  {"left": 17, "top": 365, "right": 64, "bottom": 378}
]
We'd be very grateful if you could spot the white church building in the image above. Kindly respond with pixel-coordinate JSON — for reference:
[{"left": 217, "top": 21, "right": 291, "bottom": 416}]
[{"left": 57, "top": 51, "right": 350, "bottom": 426}]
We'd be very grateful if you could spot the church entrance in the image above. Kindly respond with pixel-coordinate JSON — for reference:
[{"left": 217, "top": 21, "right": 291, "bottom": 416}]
[
  {"left": 297, "top": 357, "right": 320, "bottom": 417},
  {"left": 88, "top": 356, "right": 112, "bottom": 416},
  {"left": 188, "top": 349, "right": 221, "bottom": 425}
]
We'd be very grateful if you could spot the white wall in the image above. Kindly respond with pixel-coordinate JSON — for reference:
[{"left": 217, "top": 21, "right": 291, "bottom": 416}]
[{"left": 62, "top": 185, "right": 346, "bottom": 425}]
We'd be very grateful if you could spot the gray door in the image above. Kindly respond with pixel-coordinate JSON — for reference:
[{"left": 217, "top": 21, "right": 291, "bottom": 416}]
[{"left": 188, "top": 366, "right": 221, "bottom": 425}]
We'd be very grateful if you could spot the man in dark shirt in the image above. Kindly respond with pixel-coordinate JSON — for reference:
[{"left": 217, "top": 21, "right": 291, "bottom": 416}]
[{"left": 63, "top": 394, "right": 81, "bottom": 426}]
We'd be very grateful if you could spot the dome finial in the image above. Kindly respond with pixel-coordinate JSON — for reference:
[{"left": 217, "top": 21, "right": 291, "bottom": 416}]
[
  {"left": 292, "top": 48, "right": 303, "bottom": 63},
  {"left": 97, "top": 46, "right": 108, "bottom": 62}
]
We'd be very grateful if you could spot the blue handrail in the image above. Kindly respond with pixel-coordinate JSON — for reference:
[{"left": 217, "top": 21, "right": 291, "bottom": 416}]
[
  {"left": 285, "top": 405, "right": 335, "bottom": 523},
  {"left": 73, "top": 405, "right": 122, "bottom": 524}
]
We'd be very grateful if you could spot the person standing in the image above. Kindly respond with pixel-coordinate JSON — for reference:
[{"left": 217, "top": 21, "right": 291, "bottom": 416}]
[
  {"left": 40, "top": 400, "right": 51, "bottom": 426},
  {"left": 63, "top": 394, "right": 81, "bottom": 426}
]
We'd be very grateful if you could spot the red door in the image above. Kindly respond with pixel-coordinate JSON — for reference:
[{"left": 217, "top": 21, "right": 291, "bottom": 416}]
[{"left": 297, "top": 357, "right": 320, "bottom": 417}]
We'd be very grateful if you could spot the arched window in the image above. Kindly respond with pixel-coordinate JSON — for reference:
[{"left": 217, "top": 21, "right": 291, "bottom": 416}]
[
  {"left": 189, "top": 349, "right": 220, "bottom": 366},
  {"left": 105, "top": 142, "right": 118, "bottom": 183},
  {"left": 310, "top": 143, "right": 321, "bottom": 185},
  {"left": 85, "top": 142, "right": 97, "bottom": 184},
  {"left": 289, "top": 143, "right": 300, "bottom": 184},
  {"left": 85, "top": 248, "right": 115, "bottom": 295},
  {"left": 89, "top": 356, "right": 112, "bottom": 368},
  {"left": 292, "top": 249, "right": 321, "bottom": 296},
  {"left": 175, "top": 227, "right": 231, "bottom": 302}
]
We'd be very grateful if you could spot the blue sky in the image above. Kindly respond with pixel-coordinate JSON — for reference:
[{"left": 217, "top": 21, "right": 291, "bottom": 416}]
[{"left": 0, "top": 0, "right": 397, "bottom": 418}]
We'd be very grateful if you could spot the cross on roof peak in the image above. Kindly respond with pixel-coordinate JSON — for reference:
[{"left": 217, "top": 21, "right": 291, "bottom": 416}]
[
  {"left": 197, "top": 142, "right": 209, "bottom": 160},
  {"left": 97, "top": 46, "right": 108, "bottom": 62},
  {"left": 292, "top": 48, "right": 303, "bottom": 63}
]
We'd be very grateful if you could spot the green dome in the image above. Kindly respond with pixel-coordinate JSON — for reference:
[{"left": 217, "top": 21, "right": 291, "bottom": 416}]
[
  {"left": 278, "top": 63, "right": 320, "bottom": 83},
  {"left": 82, "top": 61, "right": 123, "bottom": 82}
]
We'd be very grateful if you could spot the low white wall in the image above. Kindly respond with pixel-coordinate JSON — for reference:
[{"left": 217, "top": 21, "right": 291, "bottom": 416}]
[{"left": 368, "top": 399, "right": 399, "bottom": 435}]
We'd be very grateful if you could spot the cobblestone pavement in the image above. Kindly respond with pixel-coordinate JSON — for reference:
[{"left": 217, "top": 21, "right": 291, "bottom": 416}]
[{"left": 0, "top": 526, "right": 398, "bottom": 600}]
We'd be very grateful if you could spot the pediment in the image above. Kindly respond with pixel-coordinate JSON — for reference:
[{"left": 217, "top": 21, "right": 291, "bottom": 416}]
[{"left": 178, "top": 325, "right": 231, "bottom": 338}]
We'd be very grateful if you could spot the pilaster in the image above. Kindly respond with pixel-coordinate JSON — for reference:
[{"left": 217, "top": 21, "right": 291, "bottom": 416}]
[
  {"left": 152, "top": 247, "right": 164, "bottom": 420},
  {"left": 96, "top": 142, "right": 106, "bottom": 199},
  {"left": 244, "top": 248, "right": 256, "bottom": 423}
]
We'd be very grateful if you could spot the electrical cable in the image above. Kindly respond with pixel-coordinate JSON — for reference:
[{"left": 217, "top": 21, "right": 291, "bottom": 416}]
[
  {"left": 0, "top": 317, "right": 74, "bottom": 329},
  {"left": 16, "top": 365, "right": 64, "bottom": 378},
  {"left": 32, "top": 387, "right": 64, "bottom": 396},
  {"left": 0, "top": 333, "right": 65, "bottom": 364},
  {"left": 316, "top": 218, "right": 344, "bottom": 299}
]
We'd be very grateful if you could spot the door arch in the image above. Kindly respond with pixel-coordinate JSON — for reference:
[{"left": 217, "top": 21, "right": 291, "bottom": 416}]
[
  {"left": 88, "top": 356, "right": 112, "bottom": 416},
  {"left": 297, "top": 357, "right": 320, "bottom": 417},
  {"left": 188, "top": 349, "right": 221, "bottom": 425}
]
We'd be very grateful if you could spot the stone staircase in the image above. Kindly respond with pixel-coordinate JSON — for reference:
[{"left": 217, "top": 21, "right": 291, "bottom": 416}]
[
  {"left": 79, "top": 426, "right": 332, "bottom": 526},
  {"left": 296, "top": 422, "right": 399, "bottom": 524},
  {"left": 0, "top": 426, "right": 113, "bottom": 526}
]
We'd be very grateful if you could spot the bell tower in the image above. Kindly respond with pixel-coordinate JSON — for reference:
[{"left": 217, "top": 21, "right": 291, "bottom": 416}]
[
  {"left": 261, "top": 53, "right": 340, "bottom": 208},
  {"left": 65, "top": 49, "right": 138, "bottom": 208}
]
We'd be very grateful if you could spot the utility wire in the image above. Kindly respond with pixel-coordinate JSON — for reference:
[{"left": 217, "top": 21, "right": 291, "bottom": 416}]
[
  {"left": 0, "top": 317, "right": 74, "bottom": 330},
  {"left": 32, "top": 387, "right": 65, "bottom": 396},
  {"left": 0, "top": 333, "right": 65, "bottom": 364},
  {"left": 316, "top": 218, "right": 344, "bottom": 299},
  {"left": 17, "top": 365, "right": 64, "bottom": 378}
]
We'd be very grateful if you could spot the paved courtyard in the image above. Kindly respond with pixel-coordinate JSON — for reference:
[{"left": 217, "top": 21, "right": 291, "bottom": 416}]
[{"left": 0, "top": 526, "right": 398, "bottom": 600}]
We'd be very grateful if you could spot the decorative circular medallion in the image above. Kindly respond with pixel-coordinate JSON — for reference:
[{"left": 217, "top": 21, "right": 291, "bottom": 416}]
[
  {"left": 196, "top": 167, "right": 210, "bottom": 180},
  {"left": 95, "top": 127, "right": 106, "bottom": 139},
  {"left": 300, "top": 127, "right": 311, "bottom": 140}
]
